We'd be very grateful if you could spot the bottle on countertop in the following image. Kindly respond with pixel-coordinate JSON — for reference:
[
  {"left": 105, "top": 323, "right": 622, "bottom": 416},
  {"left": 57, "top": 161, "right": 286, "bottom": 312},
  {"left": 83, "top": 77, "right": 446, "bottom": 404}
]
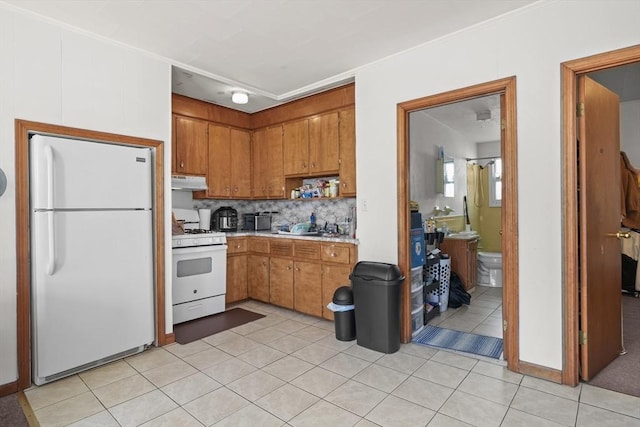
[{"left": 310, "top": 212, "right": 316, "bottom": 232}]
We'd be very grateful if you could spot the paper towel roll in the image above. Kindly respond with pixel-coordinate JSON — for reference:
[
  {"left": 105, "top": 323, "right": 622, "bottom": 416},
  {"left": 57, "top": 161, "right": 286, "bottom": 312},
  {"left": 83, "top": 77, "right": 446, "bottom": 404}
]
[{"left": 198, "top": 209, "right": 211, "bottom": 230}]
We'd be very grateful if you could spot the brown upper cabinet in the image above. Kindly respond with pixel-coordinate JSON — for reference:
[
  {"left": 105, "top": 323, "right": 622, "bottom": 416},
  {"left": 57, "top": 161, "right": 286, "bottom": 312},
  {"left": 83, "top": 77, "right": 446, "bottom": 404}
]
[
  {"left": 207, "top": 124, "right": 252, "bottom": 198},
  {"left": 283, "top": 119, "right": 309, "bottom": 176},
  {"left": 252, "top": 126, "right": 284, "bottom": 199},
  {"left": 310, "top": 112, "right": 340, "bottom": 175},
  {"left": 173, "top": 115, "right": 208, "bottom": 176},
  {"left": 283, "top": 112, "right": 339, "bottom": 177},
  {"left": 171, "top": 84, "right": 355, "bottom": 199},
  {"left": 339, "top": 108, "right": 356, "bottom": 196}
]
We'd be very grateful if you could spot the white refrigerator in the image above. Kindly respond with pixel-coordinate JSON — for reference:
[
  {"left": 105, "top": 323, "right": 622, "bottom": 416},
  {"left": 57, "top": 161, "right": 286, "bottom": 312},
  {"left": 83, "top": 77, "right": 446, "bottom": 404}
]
[{"left": 30, "top": 134, "right": 155, "bottom": 385}]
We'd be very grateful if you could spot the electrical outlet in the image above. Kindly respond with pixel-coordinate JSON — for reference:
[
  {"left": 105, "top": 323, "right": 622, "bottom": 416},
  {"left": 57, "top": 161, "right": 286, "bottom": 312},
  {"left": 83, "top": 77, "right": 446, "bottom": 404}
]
[{"left": 362, "top": 199, "right": 368, "bottom": 212}]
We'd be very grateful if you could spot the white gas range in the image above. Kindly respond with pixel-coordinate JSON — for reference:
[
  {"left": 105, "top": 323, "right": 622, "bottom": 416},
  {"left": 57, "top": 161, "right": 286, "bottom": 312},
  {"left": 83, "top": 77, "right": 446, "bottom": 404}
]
[{"left": 172, "top": 209, "right": 227, "bottom": 324}]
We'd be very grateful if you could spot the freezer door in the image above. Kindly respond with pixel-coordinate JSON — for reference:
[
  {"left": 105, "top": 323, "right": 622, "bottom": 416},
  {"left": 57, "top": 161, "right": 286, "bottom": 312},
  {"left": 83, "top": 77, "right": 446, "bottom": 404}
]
[
  {"left": 30, "top": 134, "right": 152, "bottom": 209},
  {"left": 31, "top": 210, "right": 154, "bottom": 383}
]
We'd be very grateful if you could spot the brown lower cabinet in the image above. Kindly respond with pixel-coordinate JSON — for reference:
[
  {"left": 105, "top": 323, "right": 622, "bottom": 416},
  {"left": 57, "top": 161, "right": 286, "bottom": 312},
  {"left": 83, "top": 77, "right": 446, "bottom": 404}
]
[
  {"left": 294, "top": 261, "right": 322, "bottom": 317},
  {"left": 439, "top": 237, "right": 479, "bottom": 291},
  {"left": 269, "top": 257, "right": 294, "bottom": 308},
  {"left": 248, "top": 254, "right": 270, "bottom": 303},
  {"left": 226, "top": 255, "right": 247, "bottom": 303},
  {"left": 226, "top": 237, "right": 248, "bottom": 304},
  {"left": 226, "top": 236, "right": 356, "bottom": 319}
]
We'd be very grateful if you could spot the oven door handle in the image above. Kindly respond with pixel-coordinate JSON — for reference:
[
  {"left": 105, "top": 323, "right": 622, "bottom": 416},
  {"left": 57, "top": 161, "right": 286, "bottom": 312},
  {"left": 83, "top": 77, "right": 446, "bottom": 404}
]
[{"left": 172, "top": 244, "right": 228, "bottom": 255}]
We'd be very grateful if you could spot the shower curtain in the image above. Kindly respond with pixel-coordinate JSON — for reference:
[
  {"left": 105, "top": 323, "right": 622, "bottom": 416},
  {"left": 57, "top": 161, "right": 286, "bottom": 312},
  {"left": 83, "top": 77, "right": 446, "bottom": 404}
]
[{"left": 466, "top": 163, "right": 501, "bottom": 252}]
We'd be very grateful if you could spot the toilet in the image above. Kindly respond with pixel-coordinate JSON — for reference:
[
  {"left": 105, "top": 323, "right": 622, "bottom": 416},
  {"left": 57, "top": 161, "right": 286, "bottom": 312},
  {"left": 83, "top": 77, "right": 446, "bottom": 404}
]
[{"left": 477, "top": 252, "right": 503, "bottom": 287}]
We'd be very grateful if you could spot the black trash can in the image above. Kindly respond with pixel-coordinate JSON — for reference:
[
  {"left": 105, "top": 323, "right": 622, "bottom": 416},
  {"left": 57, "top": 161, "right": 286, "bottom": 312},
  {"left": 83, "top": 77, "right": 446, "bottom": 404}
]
[
  {"left": 350, "top": 261, "right": 404, "bottom": 353},
  {"left": 332, "top": 286, "right": 356, "bottom": 341}
]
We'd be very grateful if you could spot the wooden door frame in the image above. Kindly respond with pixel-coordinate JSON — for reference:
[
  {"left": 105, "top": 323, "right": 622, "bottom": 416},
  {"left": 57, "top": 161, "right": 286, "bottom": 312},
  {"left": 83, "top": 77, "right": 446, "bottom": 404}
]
[
  {"left": 15, "top": 120, "right": 168, "bottom": 391},
  {"left": 561, "top": 44, "right": 640, "bottom": 386},
  {"left": 397, "top": 77, "right": 520, "bottom": 371}
]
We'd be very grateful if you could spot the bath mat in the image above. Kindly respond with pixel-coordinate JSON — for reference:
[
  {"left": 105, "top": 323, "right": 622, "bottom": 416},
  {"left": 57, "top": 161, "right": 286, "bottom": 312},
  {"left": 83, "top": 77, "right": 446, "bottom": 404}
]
[
  {"left": 413, "top": 325, "right": 503, "bottom": 359},
  {"left": 174, "top": 308, "right": 264, "bottom": 344}
]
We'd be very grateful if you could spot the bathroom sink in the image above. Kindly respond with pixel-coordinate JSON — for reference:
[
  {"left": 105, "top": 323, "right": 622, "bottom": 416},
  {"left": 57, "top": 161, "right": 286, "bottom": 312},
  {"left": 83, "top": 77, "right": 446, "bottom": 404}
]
[{"left": 447, "top": 231, "right": 478, "bottom": 239}]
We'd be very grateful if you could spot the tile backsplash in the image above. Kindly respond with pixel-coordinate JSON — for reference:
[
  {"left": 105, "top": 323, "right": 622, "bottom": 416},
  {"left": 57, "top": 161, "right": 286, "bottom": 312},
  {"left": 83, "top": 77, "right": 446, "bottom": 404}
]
[{"left": 190, "top": 196, "right": 356, "bottom": 233}]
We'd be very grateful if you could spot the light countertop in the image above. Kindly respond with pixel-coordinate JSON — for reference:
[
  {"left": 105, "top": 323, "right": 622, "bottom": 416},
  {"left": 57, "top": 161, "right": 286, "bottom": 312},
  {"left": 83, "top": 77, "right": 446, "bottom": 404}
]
[
  {"left": 444, "top": 232, "right": 479, "bottom": 240},
  {"left": 226, "top": 230, "right": 358, "bottom": 245}
]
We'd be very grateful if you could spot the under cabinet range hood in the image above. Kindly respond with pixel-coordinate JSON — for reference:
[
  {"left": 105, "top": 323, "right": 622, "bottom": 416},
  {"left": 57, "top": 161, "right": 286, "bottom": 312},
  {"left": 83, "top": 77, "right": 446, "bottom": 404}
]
[{"left": 171, "top": 175, "right": 208, "bottom": 191}]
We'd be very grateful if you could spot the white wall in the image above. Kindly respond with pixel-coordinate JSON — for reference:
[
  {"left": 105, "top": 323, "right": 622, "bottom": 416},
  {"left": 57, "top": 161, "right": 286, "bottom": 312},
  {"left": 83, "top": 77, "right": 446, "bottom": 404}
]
[
  {"left": 621, "top": 100, "right": 640, "bottom": 167},
  {"left": 409, "top": 111, "right": 475, "bottom": 220},
  {"left": 0, "top": 6, "right": 172, "bottom": 385},
  {"left": 476, "top": 141, "right": 501, "bottom": 167},
  {"left": 355, "top": 0, "right": 640, "bottom": 369}
]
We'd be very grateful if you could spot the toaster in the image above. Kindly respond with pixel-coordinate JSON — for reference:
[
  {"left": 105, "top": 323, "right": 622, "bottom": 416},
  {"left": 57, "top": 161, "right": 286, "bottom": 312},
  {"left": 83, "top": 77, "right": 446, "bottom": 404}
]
[{"left": 243, "top": 213, "right": 271, "bottom": 231}]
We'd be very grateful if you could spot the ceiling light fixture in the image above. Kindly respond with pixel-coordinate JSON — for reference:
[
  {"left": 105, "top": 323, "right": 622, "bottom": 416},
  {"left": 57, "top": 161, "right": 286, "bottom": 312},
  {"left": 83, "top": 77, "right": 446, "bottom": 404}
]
[
  {"left": 231, "top": 91, "right": 248, "bottom": 104},
  {"left": 476, "top": 111, "right": 491, "bottom": 122}
]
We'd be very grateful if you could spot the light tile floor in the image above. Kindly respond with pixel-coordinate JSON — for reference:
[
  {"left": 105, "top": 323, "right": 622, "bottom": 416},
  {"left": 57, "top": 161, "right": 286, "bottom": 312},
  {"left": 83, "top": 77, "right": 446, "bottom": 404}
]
[
  {"left": 25, "top": 298, "right": 640, "bottom": 427},
  {"left": 428, "top": 285, "right": 504, "bottom": 339}
]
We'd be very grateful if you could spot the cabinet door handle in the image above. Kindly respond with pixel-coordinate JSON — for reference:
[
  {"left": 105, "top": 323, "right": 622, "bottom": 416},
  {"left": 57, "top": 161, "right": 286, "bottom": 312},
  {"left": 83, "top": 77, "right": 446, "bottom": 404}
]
[
  {"left": 331, "top": 252, "right": 337, "bottom": 257},
  {"left": 295, "top": 267, "right": 300, "bottom": 272},
  {"left": 180, "top": 161, "right": 184, "bottom": 168}
]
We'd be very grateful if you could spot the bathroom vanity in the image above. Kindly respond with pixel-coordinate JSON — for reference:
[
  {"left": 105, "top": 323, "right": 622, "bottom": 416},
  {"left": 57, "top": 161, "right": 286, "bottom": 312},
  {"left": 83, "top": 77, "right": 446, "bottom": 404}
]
[{"left": 440, "top": 235, "right": 478, "bottom": 291}]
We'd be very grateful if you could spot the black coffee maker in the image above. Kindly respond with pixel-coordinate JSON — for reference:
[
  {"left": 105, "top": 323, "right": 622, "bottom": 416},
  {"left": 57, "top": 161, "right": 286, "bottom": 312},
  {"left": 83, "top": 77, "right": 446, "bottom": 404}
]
[{"left": 211, "top": 206, "right": 238, "bottom": 232}]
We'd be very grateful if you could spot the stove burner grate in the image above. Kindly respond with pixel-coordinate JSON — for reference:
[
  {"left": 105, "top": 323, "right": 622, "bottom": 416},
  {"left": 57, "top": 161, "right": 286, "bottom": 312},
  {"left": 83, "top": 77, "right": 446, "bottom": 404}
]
[{"left": 184, "top": 229, "right": 213, "bottom": 234}]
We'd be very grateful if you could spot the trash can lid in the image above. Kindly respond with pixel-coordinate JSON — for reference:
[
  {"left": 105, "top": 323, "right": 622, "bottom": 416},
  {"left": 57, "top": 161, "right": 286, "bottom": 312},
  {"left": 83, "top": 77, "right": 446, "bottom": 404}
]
[
  {"left": 349, "top": 261, "right": 404, "bottom": 282},
  {"left": 333, "top": 286, "right": 354, "bottom": 305}
]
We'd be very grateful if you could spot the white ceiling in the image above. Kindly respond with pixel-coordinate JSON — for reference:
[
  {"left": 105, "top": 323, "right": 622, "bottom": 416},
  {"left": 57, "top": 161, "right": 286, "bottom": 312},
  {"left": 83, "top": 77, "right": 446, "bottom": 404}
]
[
  {"left": 589, "top": 62, "right": 640, "bottom": 103},
  {"left": 3, "top": 0, "right": 536, "bottom": 113},
  {"left": 410, "top": 62, "right": 640, "bottom": 146},
  {"left": 415, "top": 94, "right": 501, "bottom": 145}
]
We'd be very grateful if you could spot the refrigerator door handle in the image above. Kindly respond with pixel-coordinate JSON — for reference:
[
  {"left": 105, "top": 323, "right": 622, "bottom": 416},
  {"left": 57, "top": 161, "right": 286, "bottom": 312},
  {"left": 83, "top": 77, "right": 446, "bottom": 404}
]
[
  {"left": 45, "top": 145, "right": 56, "bottom": 274},
  {"left": 44, "top": 145, "right": 54, "bottom": 208},
  {"left": 47, "top": 211, "right": 56, "bottom": 275}
]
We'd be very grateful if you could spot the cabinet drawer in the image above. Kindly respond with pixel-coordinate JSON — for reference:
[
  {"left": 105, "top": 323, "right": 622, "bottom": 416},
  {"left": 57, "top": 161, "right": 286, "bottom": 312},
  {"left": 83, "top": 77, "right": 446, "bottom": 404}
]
[
  {"left": 270, "top": 240, "right": 293, "bottom": 256},
  {"left": 294, "top": 241, "right": 320, "bottom": 260},
  {"left": 227, "top": 237, "right": 248, "bottom": 254},
  {"left": 249, "top": 237, "right": 270, "bottom": 254},
  {"left": 321, "top": 244, "right": 351, "bottom": 264}
]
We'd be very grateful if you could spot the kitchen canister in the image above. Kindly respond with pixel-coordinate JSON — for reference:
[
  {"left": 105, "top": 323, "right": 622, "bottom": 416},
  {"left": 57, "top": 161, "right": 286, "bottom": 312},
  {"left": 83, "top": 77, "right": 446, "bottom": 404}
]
[
  {"left": 329, "top": 179, "right": 339, "bottom": 197},
  {"left": 198, "top": 209, "right": 212, "bottom": 230}
]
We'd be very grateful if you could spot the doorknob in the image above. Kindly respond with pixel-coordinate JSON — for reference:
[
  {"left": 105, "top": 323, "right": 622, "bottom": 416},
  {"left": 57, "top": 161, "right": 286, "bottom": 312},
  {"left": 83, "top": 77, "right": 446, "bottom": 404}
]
[{"left": 606, "top": 231, "right": 631, "bottom": 239}]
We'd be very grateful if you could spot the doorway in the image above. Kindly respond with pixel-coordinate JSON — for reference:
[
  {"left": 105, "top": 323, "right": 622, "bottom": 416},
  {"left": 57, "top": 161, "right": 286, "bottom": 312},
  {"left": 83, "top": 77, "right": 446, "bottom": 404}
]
[
  {"left": 408, "top": 95, "right": 504, "bottom": 341},
  {"left": 562, "top": 44, "right": 640, "bottom": 387},
  {"left": 397, "top": 77, "right": 520, "bottom": 371}
]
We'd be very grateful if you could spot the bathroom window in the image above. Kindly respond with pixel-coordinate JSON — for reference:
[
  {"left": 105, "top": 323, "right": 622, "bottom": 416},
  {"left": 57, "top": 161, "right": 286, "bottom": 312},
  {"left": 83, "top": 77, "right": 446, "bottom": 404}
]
[
  {"left": 489, "top": 158, "right": 502, "bottom": 207},
  {"left": 436, "top": 150, "right": 455, "bottom": 197},
  {"left": 443, "top": 158, "right": 455, "bottom": 197}
]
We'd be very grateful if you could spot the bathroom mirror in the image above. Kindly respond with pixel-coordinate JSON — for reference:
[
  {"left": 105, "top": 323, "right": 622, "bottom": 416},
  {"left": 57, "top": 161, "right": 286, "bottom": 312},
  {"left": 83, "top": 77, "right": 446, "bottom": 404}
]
[{"left": 435, "top": 148, "right": 455, "bottom": 197}]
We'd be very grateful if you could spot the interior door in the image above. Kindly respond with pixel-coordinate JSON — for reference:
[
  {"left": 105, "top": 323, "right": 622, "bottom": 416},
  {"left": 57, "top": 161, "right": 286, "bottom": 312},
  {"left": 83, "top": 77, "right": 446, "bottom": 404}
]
[{"left": 578, "top": 75, "right": 622, "bottom": 380}]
